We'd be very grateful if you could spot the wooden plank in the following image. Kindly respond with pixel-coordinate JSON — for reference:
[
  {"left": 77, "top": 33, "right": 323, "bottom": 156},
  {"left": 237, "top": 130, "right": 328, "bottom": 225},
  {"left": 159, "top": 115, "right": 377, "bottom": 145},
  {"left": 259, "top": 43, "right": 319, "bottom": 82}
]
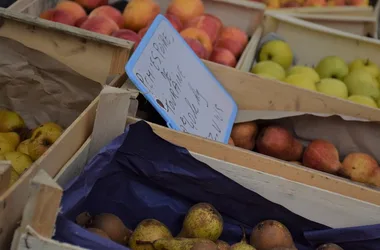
[
  {"left": 269, "top": 6, "right": 374, "bottom": 16},
  {"left": 126, "top": 117, "right": 380, "bottom": 206},
  {"left": 204, "top": 61, "right": 380, "bottom": 121},
  {"left": 0, "top": 161, "right": 11, "bottom": 196},
  {"left": 88, "top": 87, "right": 131, "bottom": 161},
  {"left": 16, "top": 227, "right": 86, "bottom": 250},
  {"left": 0, "top": 8, "right": 132, "bottom": 84},
  {"left": 192, "top": 152, "right": 380, "bottom": 228},
  {"left": 11, "top": 170, "right": 63, "bottom": 250}
]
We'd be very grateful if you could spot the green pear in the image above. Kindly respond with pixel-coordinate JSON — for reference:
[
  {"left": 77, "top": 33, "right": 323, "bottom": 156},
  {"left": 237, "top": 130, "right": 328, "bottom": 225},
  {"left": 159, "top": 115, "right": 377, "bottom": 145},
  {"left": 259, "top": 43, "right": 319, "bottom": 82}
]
[
  {"left": 347, "top": 95, "right": 378, "bottom": 108},
  {"left": 343, "top": 70, "right": 380, "bottom": 99},
  {"left": 231, "top": 226, "right": 256, "bottom": 250},
  {"left": 129, "top": 219, "right": 172, "bottom": 250},
  {"left": 315, "top": 56, "right": 349, "bottom": 80},
  {"left": 287, "top": 66, "right": 320, "bottom": 83},
  {"left": 316, "top": 243, "right": 344, "bottom": 250},
  {"left": 153, "top": 238, "right": 217, "bottom": 250},
  {"left": 178, "top": 203, "right": 223, "bottom": 241},
  {"left": 316, "top": 78, "right": 348, "bottom": 99},
  {"left": 284, "top": 74, "right": 317, "bottom": 91},
  {"left": 259, "top": 40, "right": 293, "bottom": 70},
  {"left": 0, "top": 109, "right": 25, "bottom": 133},
  {"left": 0, "top": 132, "right": 21, "bottom": 154},
  {"left": 349, "top": 59, "right": 379, "bottom": 78},
  {"left": 251, "top": 61, "right": 286, "bottom": 80},
  {"left": 17, "top": 139, "right": 31, "bottom": 156},
  {"left": 3, "top": 151, "right": 33, "bottom": 176}
]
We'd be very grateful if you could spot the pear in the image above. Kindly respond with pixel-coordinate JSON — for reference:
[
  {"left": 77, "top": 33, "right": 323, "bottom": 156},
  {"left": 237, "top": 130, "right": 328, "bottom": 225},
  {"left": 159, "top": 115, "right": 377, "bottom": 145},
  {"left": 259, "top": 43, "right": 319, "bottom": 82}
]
[
  {"left": 315, "top": 56, "right": 348, "bottom": 80},
  {"left": 89, "top": 213, "right": 132, "bottom": 245},
  {"left": 153, "top": 238, "right": 217, "bottom": 250},
  {"left": 250, "top": 220, "right": 295, "bottom": 250},
  {"left": 251, "top": 61, "right": 286, "bottom": 80},
  {"left": 316, "top": 243, "right": 344, "bottom": 250},
  {"left": 0, "top": 109, "right": 25, "bottom": 133},
  {"left": 178, "top": 203, "right": 223, "bottom": 241},
  {"left": 28, "top": 123, "right": 63, "bottom": 161},
  {"left": 287, "top": 65, "right": 320, "bottom": 83},
  {"left": 3, "top": 152, "right": 33, "bottom": 186},
  {"left": 344, "top": 70, "right": 380, "bottom": 99},
  {"left": 129, "top": 219, "right": 172, "bottom": 250},
  {"left": 0, "top": 132, "right": 21, "bottom": 154},
  {"left": 87, "top": 228, "right": 110, "bottom": 240},
  {"left": 17, "top": 139, "right": 31, "bottom": 156},
  {"left": 216, "top": 240, "right": 231, "bottom": 250},
  {"left": 230, "top": 226, "right": 256, "bottom": 250}
]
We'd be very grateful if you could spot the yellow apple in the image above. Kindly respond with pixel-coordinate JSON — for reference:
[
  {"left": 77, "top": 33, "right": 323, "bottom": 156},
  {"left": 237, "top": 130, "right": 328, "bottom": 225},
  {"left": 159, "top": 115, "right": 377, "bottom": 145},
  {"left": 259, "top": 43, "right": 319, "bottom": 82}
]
[
  {"left": 288, "top": 65, "right": 320, "bottom": 83},
  {"left": 343, "top": 70, "right": 379, "bottom": 99},
  {"left": 349, "top": 59, "right": 379, "bottom": 78},
  {"left": 315, "top": 56, "right": 349, "bottom": 80},
  {"left": 284, "top": 74, "right": 317, "bottom": 91},
  {"left": 251, "top": 61, "right": 286, "bottom": 80},
  {"left": 348, "top": 95, "right": 378, "bottom": 108},
  {"left": 316, "top": 78, "right": 348, "bottom": 99},
  {"left": 259, "top": 40, "right": 293, "bottom": 70}
]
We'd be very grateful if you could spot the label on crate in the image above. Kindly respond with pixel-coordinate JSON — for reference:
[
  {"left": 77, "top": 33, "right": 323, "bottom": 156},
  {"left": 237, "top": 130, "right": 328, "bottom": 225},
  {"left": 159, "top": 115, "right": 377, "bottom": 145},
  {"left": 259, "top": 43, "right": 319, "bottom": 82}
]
[{"left": 126, "top": 14, "right": 237, "bottom": 144}]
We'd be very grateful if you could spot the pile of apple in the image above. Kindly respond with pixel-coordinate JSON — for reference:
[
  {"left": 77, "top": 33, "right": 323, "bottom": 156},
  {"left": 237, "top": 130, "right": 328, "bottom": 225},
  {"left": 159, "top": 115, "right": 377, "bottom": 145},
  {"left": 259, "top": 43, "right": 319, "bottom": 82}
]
[
  {"left": 39, "top": 0, "right": 249, "bottom": 68},
  {"left": 251, "top": 39, "right": 380, "bottom": 108},
  {"left": 253, "top": 0, "right": 368, "bottom": 9},
  {"left": 229, "top": 121, "right": 380, "bottom": 188},
  {"left": 0, "top": 109, "right": 63, "bottom": 187}
]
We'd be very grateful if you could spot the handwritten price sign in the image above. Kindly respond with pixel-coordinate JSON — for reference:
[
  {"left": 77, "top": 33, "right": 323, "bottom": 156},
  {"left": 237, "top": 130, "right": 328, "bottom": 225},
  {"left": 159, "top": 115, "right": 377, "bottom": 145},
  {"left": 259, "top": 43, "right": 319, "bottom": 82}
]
[{"left": 126, "top": 14, "right": 237, "bottom": 143}]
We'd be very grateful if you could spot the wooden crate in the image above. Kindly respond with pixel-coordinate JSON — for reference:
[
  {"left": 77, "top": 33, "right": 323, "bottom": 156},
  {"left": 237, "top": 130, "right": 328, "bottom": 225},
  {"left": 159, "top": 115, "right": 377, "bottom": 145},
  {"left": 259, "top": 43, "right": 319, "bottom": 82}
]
[
  {"left": 268, "top": 5, "right": 376, "bottom": 16},
  {"left": 0, "top": 9, "right": 136, "bottom": 248},
  {"left": 10, "top": 87, "right": 380, "bottom": 250},
  {"left": 268, "top": 12, "right": 378, "bottom": 38},
  {"left": 8, "top": 0, "right": 265, "bottom": 71}
]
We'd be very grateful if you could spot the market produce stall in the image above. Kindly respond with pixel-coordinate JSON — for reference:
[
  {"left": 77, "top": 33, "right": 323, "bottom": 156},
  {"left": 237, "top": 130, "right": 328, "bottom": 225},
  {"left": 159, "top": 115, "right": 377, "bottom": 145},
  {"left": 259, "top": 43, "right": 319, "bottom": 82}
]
[{"left": 8, "top": 0, "right": 265, "bottom": 71}]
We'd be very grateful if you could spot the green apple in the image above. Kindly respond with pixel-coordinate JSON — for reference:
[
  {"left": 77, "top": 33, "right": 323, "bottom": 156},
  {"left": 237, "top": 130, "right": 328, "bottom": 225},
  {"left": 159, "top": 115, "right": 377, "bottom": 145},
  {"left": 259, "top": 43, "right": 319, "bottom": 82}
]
[
  {"left": 288, "top": 65, "right": 320, "bottom": 83},
  {"left": 343, "top": 70, "right": 380, "bottom": 99},
  {"left": 251, "top": 61, "right": 286, "bottom": 80},
  {"left": 255, "top": 73, "right": 278, "bottom": 80},
  {"left": 284, "top": 74, "right": 317, "bottom": 91},
  {"left": 349, "top": 59, "right": 379, "bottom": 78},
  {"left": 347, "top": 95, "right": 378, "bottom": 108},
  {"left": 316, "top": 78, "right": 348, "bottom": 99},
  {"left": 315, "top": 56, "right": 349, "bottom": 80},
  {"left": 259, "top": 40, "right": 293, "bottom": 70}
]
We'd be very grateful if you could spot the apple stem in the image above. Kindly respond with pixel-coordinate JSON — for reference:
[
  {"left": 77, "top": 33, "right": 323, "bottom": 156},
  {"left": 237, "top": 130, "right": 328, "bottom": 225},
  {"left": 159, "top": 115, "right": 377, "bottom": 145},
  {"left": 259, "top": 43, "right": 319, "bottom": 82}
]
[{"left": 365, "top": 59, "right": 369, "bottom": 65}]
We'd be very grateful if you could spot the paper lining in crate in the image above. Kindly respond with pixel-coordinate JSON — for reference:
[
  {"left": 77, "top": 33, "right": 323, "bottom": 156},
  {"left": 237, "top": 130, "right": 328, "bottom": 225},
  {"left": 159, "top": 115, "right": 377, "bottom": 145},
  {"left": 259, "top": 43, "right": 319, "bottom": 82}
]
[
  {"left": 8, "top": 0, "right": 265, "bottom": 71},
  {"left": 0, "top": 9, "right": 134, "bottom": 249},
  {"left": 10, "top": 87, "right": 380, "bottom": 250}
]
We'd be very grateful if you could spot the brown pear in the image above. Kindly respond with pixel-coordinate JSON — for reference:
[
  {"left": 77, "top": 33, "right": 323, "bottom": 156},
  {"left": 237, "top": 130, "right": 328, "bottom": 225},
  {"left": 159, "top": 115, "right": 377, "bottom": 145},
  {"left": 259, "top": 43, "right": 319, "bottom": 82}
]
[
  {"left": 256, "top": 126, "right": 303, "bottom": 161},
  {"left": 340, "top": 153, "right": 379, "bottom": 185},
  {"left": 153, "top": 238, "right": 216, "bottom": 250},
  {"left": 316, "top": 243, "right": 344, "bottom": 250},
  {"left": 303, "top": 140, "right": 341, "bottom": 174},
  {"left": 216, "top": 240, "right": 231, "bottom": 250},
  {"left": 87, "top": 227, "right": 110, "bottom": 240},
  {"left": 129, "top": 219, "right": 172, "bottom": 250},
  {"left": 89, "top": 213, "right": 132, "bottom": 245},
  {"left": 230, "top": 121, "right": 258, "bottom": 150},
  {"left": 250, "top": 220, "right": 295, "bottom": 250},
  {"left": 191, "top": 240, "right": 219, "bottom": 250},
  {"left": 178, "top": 203, "right": 223, "bottom": 241},
  {"left": 0, "top": 109, "right": 25, "bottom": 133}
]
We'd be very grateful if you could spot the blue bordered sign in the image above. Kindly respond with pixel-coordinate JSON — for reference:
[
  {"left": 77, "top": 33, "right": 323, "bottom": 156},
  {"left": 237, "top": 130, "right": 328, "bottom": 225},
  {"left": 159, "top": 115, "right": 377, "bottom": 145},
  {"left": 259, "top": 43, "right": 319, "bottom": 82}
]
[{"left": 125, "top": 14, "right": 237, "bottom": 144}]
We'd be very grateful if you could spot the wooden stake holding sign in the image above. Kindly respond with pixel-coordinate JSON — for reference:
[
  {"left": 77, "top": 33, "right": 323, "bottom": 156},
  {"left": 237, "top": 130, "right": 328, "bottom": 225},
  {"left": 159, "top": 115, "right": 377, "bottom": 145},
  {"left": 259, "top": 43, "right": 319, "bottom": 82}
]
[{"left": 126, "top": 14, "right": 237, "bottom": 144}]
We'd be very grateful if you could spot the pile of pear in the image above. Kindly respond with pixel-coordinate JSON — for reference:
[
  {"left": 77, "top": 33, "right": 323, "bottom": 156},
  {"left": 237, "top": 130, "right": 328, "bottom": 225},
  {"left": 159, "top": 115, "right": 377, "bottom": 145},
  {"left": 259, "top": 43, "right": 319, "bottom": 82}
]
[
  {"left": 252, "top": 39, "right": 380, "bottom": 108},
  {"left": 77, "top": 202, "right": 343, "bottom": 250},
  {"left": 0, "top": 109, "right": 63, "bottom": 187}
]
